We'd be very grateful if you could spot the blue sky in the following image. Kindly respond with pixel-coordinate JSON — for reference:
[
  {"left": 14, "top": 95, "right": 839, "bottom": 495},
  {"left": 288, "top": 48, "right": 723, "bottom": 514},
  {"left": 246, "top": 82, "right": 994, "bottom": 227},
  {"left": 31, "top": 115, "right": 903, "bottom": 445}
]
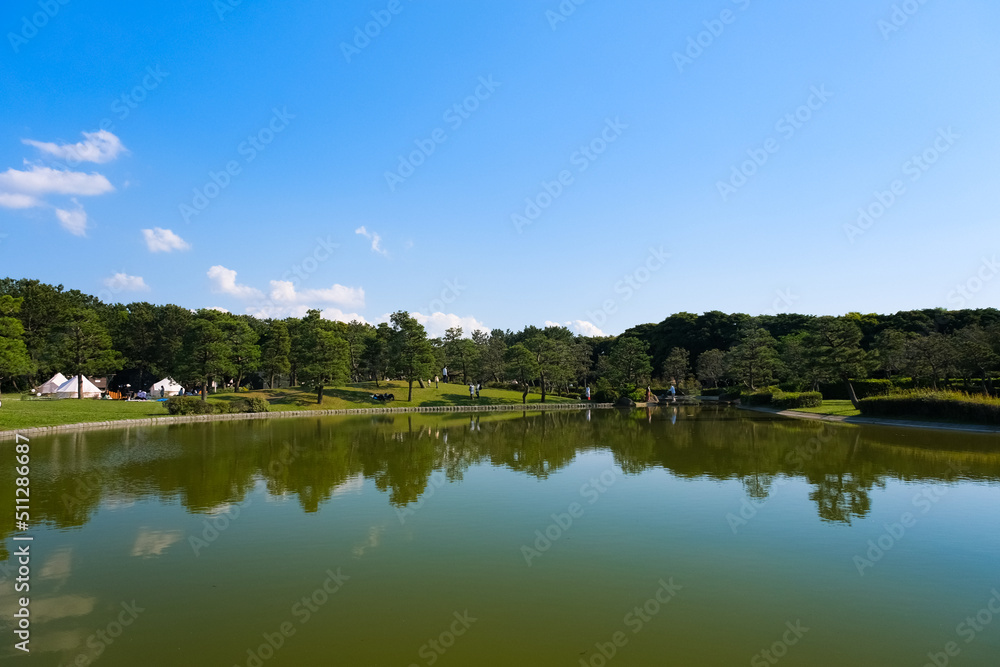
[{"left": 1, "top": 0, "right": 998, "bottom": 337}]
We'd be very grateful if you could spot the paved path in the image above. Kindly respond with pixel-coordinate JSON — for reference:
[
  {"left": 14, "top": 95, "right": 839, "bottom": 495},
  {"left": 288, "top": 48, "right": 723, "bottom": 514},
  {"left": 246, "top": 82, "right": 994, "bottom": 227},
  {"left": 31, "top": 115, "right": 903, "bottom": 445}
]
[{"left": 740, "top": 405, "right": 1000, "bottom": 435}]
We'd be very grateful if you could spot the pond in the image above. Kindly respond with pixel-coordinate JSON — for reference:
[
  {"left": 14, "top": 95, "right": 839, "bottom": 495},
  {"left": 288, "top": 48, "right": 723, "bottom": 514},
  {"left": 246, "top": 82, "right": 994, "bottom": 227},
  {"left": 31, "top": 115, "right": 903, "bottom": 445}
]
[{"left": 2, "top": 406, "right": 999, "bottom": 666}]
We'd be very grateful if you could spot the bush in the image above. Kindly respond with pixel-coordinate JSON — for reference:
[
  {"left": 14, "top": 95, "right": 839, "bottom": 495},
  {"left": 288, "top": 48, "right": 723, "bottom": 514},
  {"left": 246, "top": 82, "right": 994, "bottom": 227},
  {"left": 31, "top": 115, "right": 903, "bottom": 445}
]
[
  {"left": 678, "top": 378, "right": 702, "bottom": 397},
  {"left": 818, "top": 379, "right": 892, "bottom": 400},
  {"left": 166, "top": 395, "right": 270, "bottom": 415},
  {"left": 701, "top": 387, "right": 726, "bottom": 397},
  {"left": 745, "top": 390, "right": 775, "bottom": 405},
  {"left": 741, "top": 389, "right": 822, "bottom": 409},
  {"left": 237, "top": 397, "right": 270, "bottom": 413},
  {"left": 772, "top": 391, "right": 823, "bottom": 410},
  {"left": 166, "top": 396, "right": 217, "bottom": 415},
  {"left": 592, "top": 378, "right": 618, "bottom": 404},
  {"left": 858, "top": 390, "right": 1000, "bottom": 425}
]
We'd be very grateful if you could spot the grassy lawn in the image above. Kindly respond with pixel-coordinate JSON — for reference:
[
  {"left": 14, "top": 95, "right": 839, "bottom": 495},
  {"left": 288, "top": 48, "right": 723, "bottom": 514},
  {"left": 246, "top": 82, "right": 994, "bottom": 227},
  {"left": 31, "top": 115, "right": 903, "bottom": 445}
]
[
  {"left": 0, "top": 397, "right": 169, "bottom": 430},
  {"left": 211, "top": 381, "right": 579, "bottom": 411},
  {"left": 787, "top": 400, "right": 860, "bottom": 417},
  {"left": 0, "top": 381, "right": 580, "bottom": 431}
]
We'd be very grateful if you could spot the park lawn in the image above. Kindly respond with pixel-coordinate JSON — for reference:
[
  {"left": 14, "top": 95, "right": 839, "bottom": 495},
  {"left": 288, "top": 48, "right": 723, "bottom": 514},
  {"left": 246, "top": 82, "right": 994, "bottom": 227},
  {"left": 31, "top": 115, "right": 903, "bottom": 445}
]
[
  {"left": 0, "top": 382, "right": 581, "bottom": 431},
  {"left": 213, "top": 381, "right": 580, "bottom": 411},
  {"left": 788, "top": 400, "right": 861, "bottom": 417},
  {"left": 0, "top": 397, "right": 169, "bottom": 430}
]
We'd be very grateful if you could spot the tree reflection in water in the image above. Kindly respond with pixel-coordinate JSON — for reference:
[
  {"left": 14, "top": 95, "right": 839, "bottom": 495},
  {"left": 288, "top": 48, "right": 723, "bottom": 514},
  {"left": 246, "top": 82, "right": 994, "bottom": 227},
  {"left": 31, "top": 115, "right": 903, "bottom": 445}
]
[{"left": 1, "top": 406, "right": 997, "bottom": 558}]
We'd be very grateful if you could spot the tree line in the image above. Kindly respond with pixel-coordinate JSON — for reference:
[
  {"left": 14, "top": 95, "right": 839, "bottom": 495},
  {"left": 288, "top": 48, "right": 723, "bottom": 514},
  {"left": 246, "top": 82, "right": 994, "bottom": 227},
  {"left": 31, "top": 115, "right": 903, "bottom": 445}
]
[{"left": 1, "top": 278, "right": 999, "bottom": 405}]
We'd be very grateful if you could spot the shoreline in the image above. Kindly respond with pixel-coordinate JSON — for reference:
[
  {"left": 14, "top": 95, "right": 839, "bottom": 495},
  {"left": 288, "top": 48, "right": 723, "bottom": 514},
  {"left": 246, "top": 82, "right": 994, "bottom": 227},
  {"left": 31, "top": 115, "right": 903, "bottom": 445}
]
[
  {"left": 739, "top": 404, "right": 1000, "bottom": 435},
  {"left": 0, "top": 401, "right": 612, "bottom": 441},
  {"left": 4, "top": 400, "right": 996, "bottom": 441}
]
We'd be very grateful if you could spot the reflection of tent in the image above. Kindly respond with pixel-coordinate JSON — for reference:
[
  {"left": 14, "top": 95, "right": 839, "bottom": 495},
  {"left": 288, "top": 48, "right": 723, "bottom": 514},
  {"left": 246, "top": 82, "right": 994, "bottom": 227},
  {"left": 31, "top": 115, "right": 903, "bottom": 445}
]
[
  {"left": 55, "top": 375, "right": 102, "bottom": 399},
  {"left": 149, "top": 378, "right": 183, "bottom": 397},
  {"left": 35, "top": 372, "right": 68, "bottom": 395}
]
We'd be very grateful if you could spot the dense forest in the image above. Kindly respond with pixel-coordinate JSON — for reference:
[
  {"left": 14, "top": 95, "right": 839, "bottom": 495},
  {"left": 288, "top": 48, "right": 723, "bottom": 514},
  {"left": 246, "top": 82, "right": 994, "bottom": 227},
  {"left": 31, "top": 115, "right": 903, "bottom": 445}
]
[{"left": 1, "top": 277, "right": 999, "bottom": 404}]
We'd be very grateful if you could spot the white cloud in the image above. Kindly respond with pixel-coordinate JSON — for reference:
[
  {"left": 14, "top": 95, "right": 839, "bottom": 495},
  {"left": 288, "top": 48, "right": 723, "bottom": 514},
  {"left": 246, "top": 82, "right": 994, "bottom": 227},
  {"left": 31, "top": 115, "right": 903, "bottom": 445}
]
[
  {"left": 0, "top": 165, "right": 114, "bottom": 196},
  {"left": 268, "top": 280, "right": 365, "bottom": 308},
  {"left": 207, "top": 265, "right": 264, "bottom": 300},
  {"left": 208, "top": 307, "right": 230, "bottom": 313},
  {"left": 0, "top": 132, "right": 120, "bottom": 236},
  {"left": 411, "top": 312, "right": 488, "bottom": 339},
  {"left": 103, "top": 272, "right": 149, "bottom": 292},
  {"left": 246, "top": 304, "right": 311, "bottom": 319},
  {"left": 569, "top": 320, "right": 606, "bottom": 337},
  {"left": 321, "top": 307, "right": 368, "bottom": 324},
  {"left": 546, "top": 319, "right": 607, "bottom": 337},
  {"left": 0, "top": 192, "right": 38, "bottom": 208},
  {"left": 143, "top": 227, "right": 190, "bottom": 253},
  {"left": 245, "top": 303, "right": 368, "bottom": 323},
  {"left": 355, "top": 225, "right": 388, "bottom": 256},
  {"left": 130, "top": 529, "right": 182, "bottom": 558},
  {"left": 23, "top": 130, "right": 127, "bottom": 164},
  {"left": 54, "top": 203, "right": 88, "bottom": 236}
]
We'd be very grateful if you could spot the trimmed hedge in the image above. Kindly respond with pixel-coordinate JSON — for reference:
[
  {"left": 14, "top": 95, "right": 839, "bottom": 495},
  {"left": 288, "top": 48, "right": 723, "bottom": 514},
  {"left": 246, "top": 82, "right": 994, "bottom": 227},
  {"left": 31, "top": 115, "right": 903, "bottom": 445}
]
[
  {"left": 166, "top": 396, "right": 270, "bottom": 416},
  {"left": 237, "top": 397, "right": 271, "bottom": 413},
  {"left": 772, "top": 391, "right": 823, "bottom": 410},
  {"left": 743, "top": 389, "right": 822, "bottom": 409},
  {"left": 166, "top": 397, "right": 216, "bottom": 415},
  {"left": 818, "top": 379, "right": 892, "bottom": 400},
  {"left": 858, "top": 391, "right": 1000, "bottom": 426},
  {"left": 745, "top": 390, "right": 775, "bottom": 406}
]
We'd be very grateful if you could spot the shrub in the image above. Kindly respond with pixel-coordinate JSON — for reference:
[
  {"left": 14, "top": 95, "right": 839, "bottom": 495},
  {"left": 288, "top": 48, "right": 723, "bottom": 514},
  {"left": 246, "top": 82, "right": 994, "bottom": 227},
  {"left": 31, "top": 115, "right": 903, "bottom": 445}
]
[
  {"left": 818, "top": 379, "right": 892, "bottom": 400},
  {"left": 166, "top": 396, "right": 270, "bottom": 415},
  {"left": 745, "top": 389, "right": 776, "bottom": 405},
  {"left": 772, "top": 391, "right": 823, "bottom": 410},
  {"left": 238, "top": 396, "right": 270, "bottom": 413},
  {"left": 701, "top": 387, "right": 726, "bottom": 397},
  {"left": 858, "top": 390, "right": 1000, "bottom": 425},
  {"left": 166, "top": 396, "right": 216, "bottom": 415},
  {"left": 741, "top": 388, "right": 821, "bottom": 409},
  {"left": 678, "top": 378, "right": 702, "bottom": 397},
  {"left": 593, "top": 378, "right": 618, "bottom": 404}
]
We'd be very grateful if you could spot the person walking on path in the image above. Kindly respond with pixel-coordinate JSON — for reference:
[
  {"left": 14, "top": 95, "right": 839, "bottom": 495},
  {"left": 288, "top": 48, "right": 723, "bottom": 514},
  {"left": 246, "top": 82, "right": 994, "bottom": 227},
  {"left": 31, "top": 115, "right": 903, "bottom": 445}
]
[
  {"left": 476, "top": 383, "right": 481, "bottom": 399},
  {"left": 434, "top": 375, "right": 439, "bottom": 389},
  {"left": 469, "top": 383, "right": 475, "bottom": 399},
  {"left": 586, "top": 386, "right": 591, "bottom": 401},
  {"left": 669, "top": 384, "right": 676, "bottom": 402}
]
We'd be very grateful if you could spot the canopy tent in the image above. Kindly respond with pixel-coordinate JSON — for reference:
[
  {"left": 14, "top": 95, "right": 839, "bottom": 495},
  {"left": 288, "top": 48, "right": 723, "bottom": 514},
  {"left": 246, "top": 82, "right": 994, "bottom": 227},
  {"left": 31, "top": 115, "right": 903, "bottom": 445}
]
[
  {"left": 55, "top": 375, "right": 102, "bottom": 399},
  {"left": 149, "top": 378, "right": 183, "bottom": 397},
  {"left": 35, "top": 372, "right": 68, "bottom": 395}
]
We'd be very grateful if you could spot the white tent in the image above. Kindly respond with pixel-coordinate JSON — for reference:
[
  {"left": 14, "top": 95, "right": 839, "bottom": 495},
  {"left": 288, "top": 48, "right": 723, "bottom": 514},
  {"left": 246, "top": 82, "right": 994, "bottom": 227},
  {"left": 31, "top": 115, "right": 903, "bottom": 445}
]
[
  {"left": 149, "top": 378, "right": 183, "bottom": 397},
  {"left": 54, "top": 375, "right": 102, "bottom": 399},
  {"left": 35, "top": 372, "right": 68, "bottom": 395}
]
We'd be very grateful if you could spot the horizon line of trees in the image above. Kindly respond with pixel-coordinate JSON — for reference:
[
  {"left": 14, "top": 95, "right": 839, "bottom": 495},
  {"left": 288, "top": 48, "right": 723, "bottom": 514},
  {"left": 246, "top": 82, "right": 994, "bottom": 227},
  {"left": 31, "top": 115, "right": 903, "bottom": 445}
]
[{"left": 2, "top": 278, "right": 999, "bottom": 406}]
